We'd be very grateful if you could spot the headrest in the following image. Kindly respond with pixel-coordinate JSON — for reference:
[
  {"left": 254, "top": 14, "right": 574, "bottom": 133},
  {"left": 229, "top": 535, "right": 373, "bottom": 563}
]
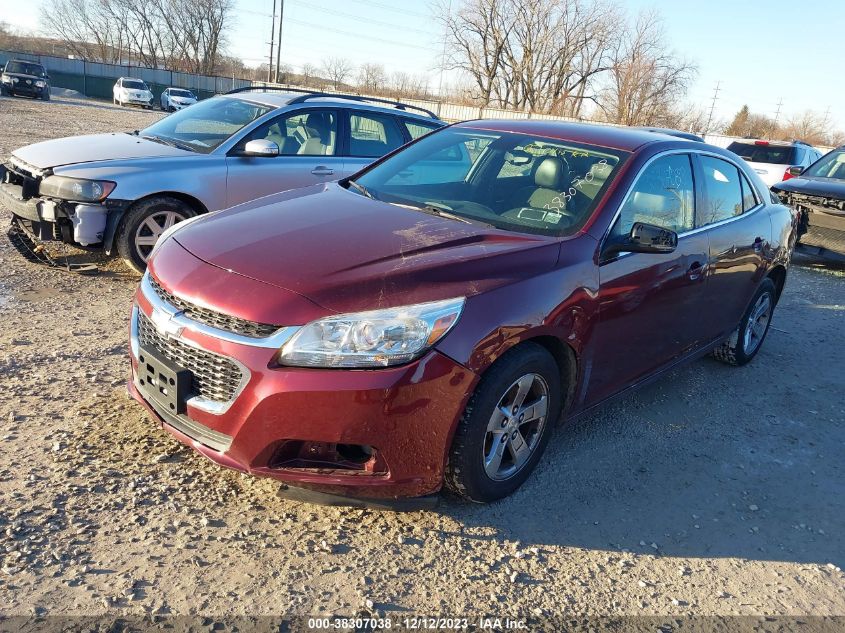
[{"left": 534, "top": 156, "right": 569, "bottom": 189}]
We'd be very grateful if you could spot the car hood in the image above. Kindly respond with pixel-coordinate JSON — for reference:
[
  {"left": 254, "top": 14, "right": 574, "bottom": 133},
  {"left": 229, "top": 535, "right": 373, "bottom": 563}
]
[
  {"left": 173, "top": 183, "right": 562, "bottom": 314},
  {"left": 772, "top": 176, "right": 845, "bottom": 199},
  {"left": 12, "top": 133, "right": 191, "bottom": 169}
]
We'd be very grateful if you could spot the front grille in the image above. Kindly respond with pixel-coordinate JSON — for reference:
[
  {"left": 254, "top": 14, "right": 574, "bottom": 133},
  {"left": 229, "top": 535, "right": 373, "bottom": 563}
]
[
  {"left": 137, "top": 311, "right": 243, "bottom": 403},
  {"left": 148, "top": 276, "right": 279, "bottom": 339}
]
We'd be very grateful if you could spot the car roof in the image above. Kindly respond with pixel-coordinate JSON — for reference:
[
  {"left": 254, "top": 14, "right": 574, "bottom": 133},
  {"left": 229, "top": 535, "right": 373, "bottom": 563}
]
[
  {"left": 222, "top": 91, "right": 439, "bottom": 122},
  {"left": 454, "top": 119, "right": 693, "bottom": 152},
  {"left": 8, "top": 58, "right": 44, "bottom": 65},
  {"left": 635, "top": 127, "right": 704, "bottom": 142}
]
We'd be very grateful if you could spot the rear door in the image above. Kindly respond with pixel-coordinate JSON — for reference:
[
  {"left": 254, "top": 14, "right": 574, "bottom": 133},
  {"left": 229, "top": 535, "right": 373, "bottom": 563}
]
[
  {"left": 225, "top": 107, "right": 344, "bottom": 207},
  {"left": 342, "top": 110, "right": 409, "bottom": 177},
  {"left": 587, "top": 152, "right": 710, "bottom": 405},
  {"left": 694, "top": 154, "right": 770, "bottom": 340}
]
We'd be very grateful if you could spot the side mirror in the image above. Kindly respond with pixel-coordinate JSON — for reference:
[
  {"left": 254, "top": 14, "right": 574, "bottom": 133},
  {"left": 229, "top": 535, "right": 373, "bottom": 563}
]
[
  {"left": 787, "top": 166, "right": 804, "bottom": 177},
  {"left": 603, "top": 222, "right": 678, "bottom": 260},
  {"left": 243, "top": 139, "right": 279, "bottom": 157}
]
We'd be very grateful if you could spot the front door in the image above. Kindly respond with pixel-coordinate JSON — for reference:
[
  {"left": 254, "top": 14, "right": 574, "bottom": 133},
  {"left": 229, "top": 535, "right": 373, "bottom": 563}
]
[
  {"left": 225, "top": 108, "right": 344, "bottom": 207},
  {"left": 586, "top": 153, "right": 709, "bottom": 405}
]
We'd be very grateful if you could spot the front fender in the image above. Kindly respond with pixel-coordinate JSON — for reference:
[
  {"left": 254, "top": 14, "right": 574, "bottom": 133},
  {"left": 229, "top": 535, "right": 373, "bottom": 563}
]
[{"left": 52, "top": 156, "right": 228, "bottom": 214}]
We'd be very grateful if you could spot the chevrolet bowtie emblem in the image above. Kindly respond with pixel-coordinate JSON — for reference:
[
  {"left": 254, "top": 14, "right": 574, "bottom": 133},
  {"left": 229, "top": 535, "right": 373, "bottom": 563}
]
[{"left": 151, "top": 307, "right": 185, "bottom": 339}]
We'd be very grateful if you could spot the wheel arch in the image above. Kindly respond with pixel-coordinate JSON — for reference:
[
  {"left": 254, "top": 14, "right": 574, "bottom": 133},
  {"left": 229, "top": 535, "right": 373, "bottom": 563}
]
[
  {"left": 104, "top": 191, "right": 209, "bottom": 254},
  {"left": 766, "top": 264, "right": 787, "bottom": 303}
]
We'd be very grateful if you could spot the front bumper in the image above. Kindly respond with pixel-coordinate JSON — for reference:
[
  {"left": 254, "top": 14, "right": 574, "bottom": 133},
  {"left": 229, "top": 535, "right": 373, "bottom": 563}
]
[
  {"left": 3, "top": 82, "right": 47, "bottom": 97},
  {"left": 128, "top": 272, "right": 477, "bottom": 500}
]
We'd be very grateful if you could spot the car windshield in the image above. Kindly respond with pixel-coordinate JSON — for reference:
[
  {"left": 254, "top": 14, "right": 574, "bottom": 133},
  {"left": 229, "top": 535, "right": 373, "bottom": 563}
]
[
  {"left": 171, "top": 89, "right": 194, "bottom": 98},
  {"left": 140, "top": 96, "right": 272, "bottom": 154},
  {"left": 727, "top": 142, "right": 796, "bottom": 165},
  {"left": 123, "top": 80, "right": 148, "bottom": 90},
  {"left": 350, "top": 127, "right": 626, "bottom": 236},
  {"left": 802, "top": 150, "right": 845, "bottom": 180},
  {"left": 6, "top": 61, "right": 45, "bottom": 77}
]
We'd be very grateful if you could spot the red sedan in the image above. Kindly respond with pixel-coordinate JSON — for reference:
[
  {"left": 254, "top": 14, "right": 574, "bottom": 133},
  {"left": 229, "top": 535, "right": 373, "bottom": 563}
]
[{"left": 128, "top": 121, "right": 797, "bottom": 505}]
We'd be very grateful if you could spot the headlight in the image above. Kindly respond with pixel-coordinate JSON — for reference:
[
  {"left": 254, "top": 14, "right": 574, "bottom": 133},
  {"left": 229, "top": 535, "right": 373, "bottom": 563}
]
[
  {"left": 39, "top": 176, "right": 116, "bottom": 202},
  {"left": 278, "top": 298, "right": 465, "bottom": 368},
  {"left": 35, "top": 80, "right": 46, "bottom": 88},
  {"left": 1, "top": 74, "right": 10, "bottom": 83},
  {"left": 148, "top": 213, "right": 203, "bottom": 260}
]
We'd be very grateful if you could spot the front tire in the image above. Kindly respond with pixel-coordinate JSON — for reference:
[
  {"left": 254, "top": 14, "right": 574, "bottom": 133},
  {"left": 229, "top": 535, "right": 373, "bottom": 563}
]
[
  {"left": 712, "top": 278, "right": 777, "bottom": 366},
  {"left": 116, "top": 196, "right": 196, "bottom": 273},
  {"left": 445, "top": 343, "right": 562, "bottom": 503}
]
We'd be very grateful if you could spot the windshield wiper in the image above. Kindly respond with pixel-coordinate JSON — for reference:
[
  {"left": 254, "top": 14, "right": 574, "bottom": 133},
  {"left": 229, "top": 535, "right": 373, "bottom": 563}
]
[
  {"left": 142, "top": 134, "right": 195, "bottom": 152},
  {"left": 347, "top": 179, "right": 376, "bottom": 199}
]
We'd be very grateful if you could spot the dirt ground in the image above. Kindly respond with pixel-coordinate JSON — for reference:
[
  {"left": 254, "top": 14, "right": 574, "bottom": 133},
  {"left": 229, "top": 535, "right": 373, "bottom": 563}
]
[{"left": 0, "top": 94, "right": 843, "bottom": 624}]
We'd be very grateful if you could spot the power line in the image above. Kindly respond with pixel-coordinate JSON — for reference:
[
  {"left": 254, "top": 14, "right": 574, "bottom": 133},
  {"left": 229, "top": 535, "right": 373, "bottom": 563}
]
[
  {"left": 286, "top": 0, "right": 432, "bottom": 36},
  {"left": 339, "top": 0, "right": 430, "bottom": 19},
  {"left": 284, "top": 17, "right": 438, "bottom": 51}
]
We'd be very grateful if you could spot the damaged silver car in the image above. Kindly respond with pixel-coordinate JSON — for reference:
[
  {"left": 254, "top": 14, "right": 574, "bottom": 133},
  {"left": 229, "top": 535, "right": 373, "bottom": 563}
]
[{"left": 0, "top": 88, "right": 443, "bottom": 272}]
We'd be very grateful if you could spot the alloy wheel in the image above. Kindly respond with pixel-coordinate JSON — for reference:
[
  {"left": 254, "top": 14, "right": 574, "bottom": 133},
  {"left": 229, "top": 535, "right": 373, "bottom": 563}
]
[
  {"left": 742, "top": 292, "right": 772, "bottom": 355},
  {"left": 134, "top": 210, "right": 187, "bottom": 262},
  {"left": 482, "top": 373, "right": 550, "bottom": 481}
]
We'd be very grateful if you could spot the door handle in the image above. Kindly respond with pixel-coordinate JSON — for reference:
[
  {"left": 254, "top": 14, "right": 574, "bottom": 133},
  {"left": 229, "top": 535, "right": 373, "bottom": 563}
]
[
  {"left": 311, "top": 166, "right": 334, "bottom": 176},
  {"left": 687, "top": 261, "right": 704, "bottom": 281}
]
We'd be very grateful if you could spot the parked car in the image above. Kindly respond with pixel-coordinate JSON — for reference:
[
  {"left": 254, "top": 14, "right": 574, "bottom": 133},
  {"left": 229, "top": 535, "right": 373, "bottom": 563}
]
[
  {"left": 0, "top": 89, "right": 444, "bottom": 272},
  {"left": 0, "top": 59, "right": 50, "bottom": 100},
  {"left": 727, "top": 139, "right": 822, "bottom": 188},
  {"left": 128, "top": 121, "right": 797, "bottom": 506},
  {"left": 772, "top": 146, "right": 845, "bottom": 260},
  {"left": 113, "top": 77, "right": 154, "bottom": 109},
  {"left": 160, "top": 87, "right": 197, "bottom": 112}
]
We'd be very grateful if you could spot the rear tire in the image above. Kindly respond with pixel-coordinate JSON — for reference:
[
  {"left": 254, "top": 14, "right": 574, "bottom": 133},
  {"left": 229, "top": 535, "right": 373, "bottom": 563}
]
[
  {"left": 116, "top": 196, "right": 196, "bottom": 274},
  {"left": 445, "top": 343, "right": 562, "bottom": 503},
  {"left": 712, "top": 278, "right": 776, "bottom": 366}
]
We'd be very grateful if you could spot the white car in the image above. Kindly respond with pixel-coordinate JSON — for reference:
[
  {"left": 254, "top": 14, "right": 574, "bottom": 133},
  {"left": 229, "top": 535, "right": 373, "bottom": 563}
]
[
  {"left": 113, "top": 77, "right": 154, "bottom": 109},
  {"left": 160, "top": 87, "right": 198, "bottom": 112},
  {"left": 726, "top": 139, "right": 822, "bottom": 187}
]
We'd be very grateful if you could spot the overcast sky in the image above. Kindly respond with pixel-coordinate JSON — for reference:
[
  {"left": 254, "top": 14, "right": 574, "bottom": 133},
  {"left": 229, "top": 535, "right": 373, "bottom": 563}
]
[{"left": 3, "top": 0, "right": 843, "bottom": 128}]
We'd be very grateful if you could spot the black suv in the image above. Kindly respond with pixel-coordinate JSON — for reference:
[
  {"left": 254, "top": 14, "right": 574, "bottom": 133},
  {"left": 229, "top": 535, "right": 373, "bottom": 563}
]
[
  {"left": 1, "top": 59, "right": 51, "bottom": 101},
  {"left": 772, "top": 147, "right": 845, "bottom": 260}
]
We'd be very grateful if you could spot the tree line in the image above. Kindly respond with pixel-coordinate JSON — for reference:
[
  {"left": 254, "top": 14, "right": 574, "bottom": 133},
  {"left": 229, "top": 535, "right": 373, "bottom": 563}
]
[
  {"left": 725, "top": 105, "right": 844, "bottom": 148},
  {"left": 39, "top": 0, "right": 232, "bottom": 75}
]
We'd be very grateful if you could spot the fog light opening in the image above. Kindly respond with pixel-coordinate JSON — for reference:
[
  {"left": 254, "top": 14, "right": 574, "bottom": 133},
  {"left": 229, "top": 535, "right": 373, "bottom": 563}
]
[{"left": 336, "top": 443, "right": 373, "bottom": 464}]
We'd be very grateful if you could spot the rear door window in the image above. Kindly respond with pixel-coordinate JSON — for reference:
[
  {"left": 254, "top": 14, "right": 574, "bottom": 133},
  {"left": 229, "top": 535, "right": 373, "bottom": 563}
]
[
  {"left": 699, "top": 156, "right": 744, "bottom": 225},
  {"left": 348, "top": 112, "right": 405, "bottom": 157}
]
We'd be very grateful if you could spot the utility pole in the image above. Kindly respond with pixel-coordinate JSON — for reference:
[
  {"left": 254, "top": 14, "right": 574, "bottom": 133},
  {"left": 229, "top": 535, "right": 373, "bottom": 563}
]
[
  {"left": 274, "top": 0, "right": 284, "bottom": 84},
  {"left": 437, "top": 0, "right": 452, "bottom": 98},
  {"left": 704, "top": 81, "right": 720, "bottom": 134},
  {"left": 267, "top": 0, "right": 276, "bottom": 83},
  {"left": 773, "top": 98, "right": 783, "bottom": 127}
]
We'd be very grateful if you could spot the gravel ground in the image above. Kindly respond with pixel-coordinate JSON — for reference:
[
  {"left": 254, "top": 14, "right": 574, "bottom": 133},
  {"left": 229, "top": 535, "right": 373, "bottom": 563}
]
[{"left": 0, "top": 94, "right": 843, "bottom": 623}]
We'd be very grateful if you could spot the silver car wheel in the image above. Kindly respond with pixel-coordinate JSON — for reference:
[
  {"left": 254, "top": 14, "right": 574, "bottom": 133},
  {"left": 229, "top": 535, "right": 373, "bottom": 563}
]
[
  {"left": 742, "top": 292, "right": 771, "bottom": 355},
  {"left": 483, "top": 373, "right": 549, "bottom": 481},
  {"left": 134, "top": 210, "right": 187, "bottom": 262}
]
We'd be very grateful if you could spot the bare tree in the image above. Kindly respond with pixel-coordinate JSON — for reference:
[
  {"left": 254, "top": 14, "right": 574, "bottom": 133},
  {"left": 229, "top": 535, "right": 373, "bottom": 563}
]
[
  {"left": 321, "top": 57, "right": 354, "bottom": 90},
  {"left": 301, "top": 62, "right": 319, "bottom": 85},
  {"left": 599, "top": 9, "right": 696, "bottom": 126},
  {"left": 357, "top": 63, "right": 386, "bottom": 93},
  {"left": 40, "top": 0, "right": 233, "bottom": 72}
]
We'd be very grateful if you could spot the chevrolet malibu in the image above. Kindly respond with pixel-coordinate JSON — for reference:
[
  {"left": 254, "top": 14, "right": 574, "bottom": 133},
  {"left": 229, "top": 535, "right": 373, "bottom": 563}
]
[{"left": 128, "top": 121, "right": 797, "bottom": 505}]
